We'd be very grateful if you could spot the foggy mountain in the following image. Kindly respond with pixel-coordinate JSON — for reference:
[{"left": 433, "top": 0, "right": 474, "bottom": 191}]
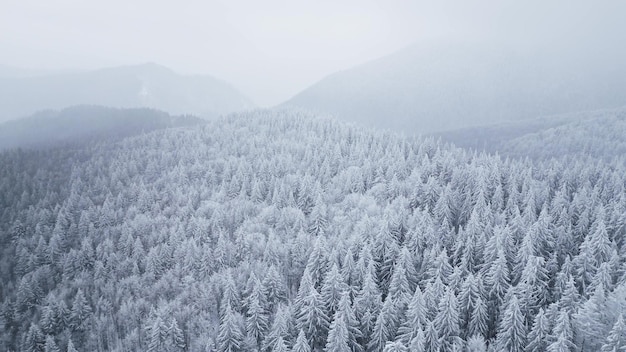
[
  {"left": 0, "top": 105, "right": 204, "bottom": 150},
  {"left": 0, "top": 63, "right": 254, "bottom": 122},
  {"left": 284, "top": 40, "right": 626, "bottom": 134}
]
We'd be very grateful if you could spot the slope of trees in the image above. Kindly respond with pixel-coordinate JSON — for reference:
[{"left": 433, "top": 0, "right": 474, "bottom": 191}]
[
  {"left": 435, "top": 107, "right": 626, "bottom": 163},
  {"left": 0, "top": 109, "right": 625, "bottom": 351},
  {"left": 0, "top": 105, "right": 204, "bottom": 150}
]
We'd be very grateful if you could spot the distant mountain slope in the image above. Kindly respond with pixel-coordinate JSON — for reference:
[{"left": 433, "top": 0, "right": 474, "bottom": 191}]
[
  {"left": 0, "top": 105, "right": 204, "bottom": 150},
  {"left": 435, "top": 107, "right": 626, "bottom": 162},
  {"left": 0, "top": 63, "right": 254, "bottom": 122},
  {"left": 284, "top": 40, "right": 626, "bottom": 134}
]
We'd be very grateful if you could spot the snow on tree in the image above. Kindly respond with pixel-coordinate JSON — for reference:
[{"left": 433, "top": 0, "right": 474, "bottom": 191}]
[
  {"left": 548, "top": 310, "right": 575, "bottom": 352},
  {"left": 396, "top": 287, "right": 427, "bottom": 344},
  {"left": 43, "top": 335, "right": 60, "bottom": 352},
  {"left": 494, "top": 293, "right": 526, "bottom": 352},
  {"left": 325, "top": 308, "right": 351, "bottom": 352},
  {"left": 296, "top": 277, "right": 330, "bottom": 350},
  {"left": 525, "top": 308, "right": 550, "bottom": 352},
  {"left": 321, "top": 263, "right": 349, "bottom": 317},
  {"left": 217, "top": 304, "right": 245, "bottom": 352},
  {"left": 434, "top": 286, "right": 461, "bottom": 350},
  {"left": 382, "top": 341, "right": 407, "bottom": 352},
  {"left": 293, "top": 329, "right": 312, "bottom": 352},
  {"left": 247, "top": 276, "right": 270, "bottom": 346},
  {"left": 601, "top": 314, "right": 626, "bottom": 352}
]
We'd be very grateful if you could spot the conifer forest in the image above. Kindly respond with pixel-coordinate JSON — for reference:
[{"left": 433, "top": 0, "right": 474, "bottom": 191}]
[{"left": 1, "top": 110, "right": 625, "bottom": 351}]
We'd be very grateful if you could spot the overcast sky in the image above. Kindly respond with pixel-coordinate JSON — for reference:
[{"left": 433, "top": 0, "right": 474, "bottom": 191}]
[{"left": 2, "top": 0, "right": 625, "bottom": 106}]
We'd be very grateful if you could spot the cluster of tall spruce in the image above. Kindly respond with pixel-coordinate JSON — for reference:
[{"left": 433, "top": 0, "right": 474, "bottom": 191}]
[{"left": 0, "top": 110, "right": 625, "bottom": 352}]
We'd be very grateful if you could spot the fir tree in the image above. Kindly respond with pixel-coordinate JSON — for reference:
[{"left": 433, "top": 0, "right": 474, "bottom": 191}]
[
  {"left": 321, "top": 263, "right": 349, "bottom": 317},
  {"left": 601, "top": 314, "right": 626, "bottom": 352},
  {"left": 325, "top": 309, "right": 351, "bottom": 352},
  {"left": 525, "top": 308, "right": 549, "bottom": 352},
  {"left": 296, "top": 280, "right": 330, "bottom": 350},
  {"left": 495, "top": 293, "right": 526, "bottom": 352},
  {"left": 382, "top": 341, "right": 407, "bottom": 352},
  {"left": 434, "top": 287, "right": 461, "bottom": 350},
  {"left": 217, "top": 304, "right": 245, "bottom": 352},
  {"left": 246, "top": 277, "right": 270, "bottom": 346},
  {"left": 44, "top": 335, "right": 60, "bottom": 352},
  {"left": 170, "top": 318, "right": 186, "bottom": 351},
  {"left": 396, "top": 287, "right": 427, "bottom": 344},
  {"left": 293, "top": 329, "right": 312, "bottom": 352}
]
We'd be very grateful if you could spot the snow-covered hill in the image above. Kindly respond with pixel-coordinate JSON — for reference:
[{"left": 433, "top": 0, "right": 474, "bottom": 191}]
[{"left": 1, "top": 109, "right": 624, "bottom": 351}]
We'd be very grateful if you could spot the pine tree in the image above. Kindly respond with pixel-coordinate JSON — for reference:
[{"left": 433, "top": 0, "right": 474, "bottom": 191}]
[
  {"left": 434, "top": 287, "right": 461, "bottom": 350},
  {"left": 293, "top": 329, "right": 312, "bottom": 352},
  {"left": 373, "top": 222, "right": 400, "bottom": 294},
  {"left": 335, "top": 292, "right": 363, "bottom": 352},
  {"left": 147, "top": 316, "right": 168, "bottom": 352},
  {"left": 341, "top": 248, "right": 358, "bottom": 296},
  {"left": 485, "top": 249, "right": 510, "bottom": 306},
  {"left": 601, "top": 314, "right": 626, "bottom": 352},
  {"left": 382, "top": 341, "right": 407, "bottom": 352},
  {"left": 23, "top": 323, "right": 45, "bottom": 352},
  {"left": 354, "top": 262, "right": 382, "bottom": 344},
  {"left": 217, "top": 304, "right": 245, "bottom": 352},
  {"left": 246, "top": 277, "right": 269, "bottom": 346},
  {"left": 494, "top": 293, "right": 526, "bottom": 352},
  {"left": 262, "top": 305, "right": 293, "bottom": 352},
  {"left": 367, "top": 297, "right": 400, "bottom": 352},
  {"left": 263, "top": 265, "right": 287, "bottom": 310},
  {"left": 40, "top": 304, "right": 58, "bottom": 336},
  {"left": 423, "top": 321, "right": 439, "bottom": 352},
  {"left": 44, "top": 335, "right": 60, "bottom": 352},
  {"left": 525, "top": 308, "right": 549, "bottom": 352},
  {"left": 272, "top": 336, "right": 289, "bottom": 352},
  {"left": 458, "top": 273, "right": 484, "bottom": 336},
  {"left": 396, "top": 287, "right": 427, "bottom": 344},
  {"left": 70, "top": 289, "right": 92, "bottom": 331},
  {"left": 468, "top": 296, "right": 488, "bottom": 339},
  {"left": 387, "top": 262, "right": 411, "bottom": 306},
  {"left": 407, "top": 327, "right": 425, "bottom": 352},
  {"left": 296, "top": 280, "right": 330, "bottom": 350},
  {"left": 294, "top": 269, "right": 315, "bottom": 315},
  {"left": 305, "top": 238, "right": 329, "bottom": 287},
  {"left": 548, "top": 311, "right": 575, "bottom": 352},
  {"left": 574, "top": 283, "right": 607, "bottom": 350},
  {"left": 517, "top": 255, "right": 550, "bottom": 318},
  {"left": 321, "top": 263, "right": 349, "bottom": 317},
  {"left": 222, "top": 272, "right": 241, "bottom": 314},
  {"left": 308, "top": 195, "right": 328, "bottom": 236},
  {"left": 325, "top": 309, "right": 351, "bottom": 352},
  {"left": 466, "top": 335, "right": 487, "bottom": 352},
  {"left": 66, "top": 339, "right": 78, "bottom": 352},
  {"left": 170, "top": 318, "right": 186, "bottom": 351}
]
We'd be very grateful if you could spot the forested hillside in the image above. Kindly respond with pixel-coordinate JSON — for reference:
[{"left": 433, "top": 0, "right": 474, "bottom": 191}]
[
  {"left": 0, "top": 106, "right": 204, "bottom": 150},
  {"left": 1, "top": 110, "right": 625, "bottom": 352},
  {"left": 435, "top": 107, "right": 626, "bottom": 162}
]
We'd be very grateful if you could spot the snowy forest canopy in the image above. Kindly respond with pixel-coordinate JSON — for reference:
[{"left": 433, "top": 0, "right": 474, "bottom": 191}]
[{"left": 1, "top": 109, "right": 625, "bottom": 352}]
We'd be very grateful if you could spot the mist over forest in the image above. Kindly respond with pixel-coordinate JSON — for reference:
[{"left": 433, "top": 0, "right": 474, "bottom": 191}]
[{"left": 1, "top": 2, "right": 626, "bottom": 352}]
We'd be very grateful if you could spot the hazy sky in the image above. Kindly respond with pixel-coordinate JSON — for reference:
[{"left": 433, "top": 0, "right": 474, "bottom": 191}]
[{"left": 2, "top": 0, "right": 625, "bottom": 106}]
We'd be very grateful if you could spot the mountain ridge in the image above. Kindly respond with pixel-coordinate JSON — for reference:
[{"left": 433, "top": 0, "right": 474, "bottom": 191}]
[
  {"left": 284, "top": 39, "right": 626, "bottom": 134},
  {"left": 0, "top": 63, "right": 254, "bottom": 122}
]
